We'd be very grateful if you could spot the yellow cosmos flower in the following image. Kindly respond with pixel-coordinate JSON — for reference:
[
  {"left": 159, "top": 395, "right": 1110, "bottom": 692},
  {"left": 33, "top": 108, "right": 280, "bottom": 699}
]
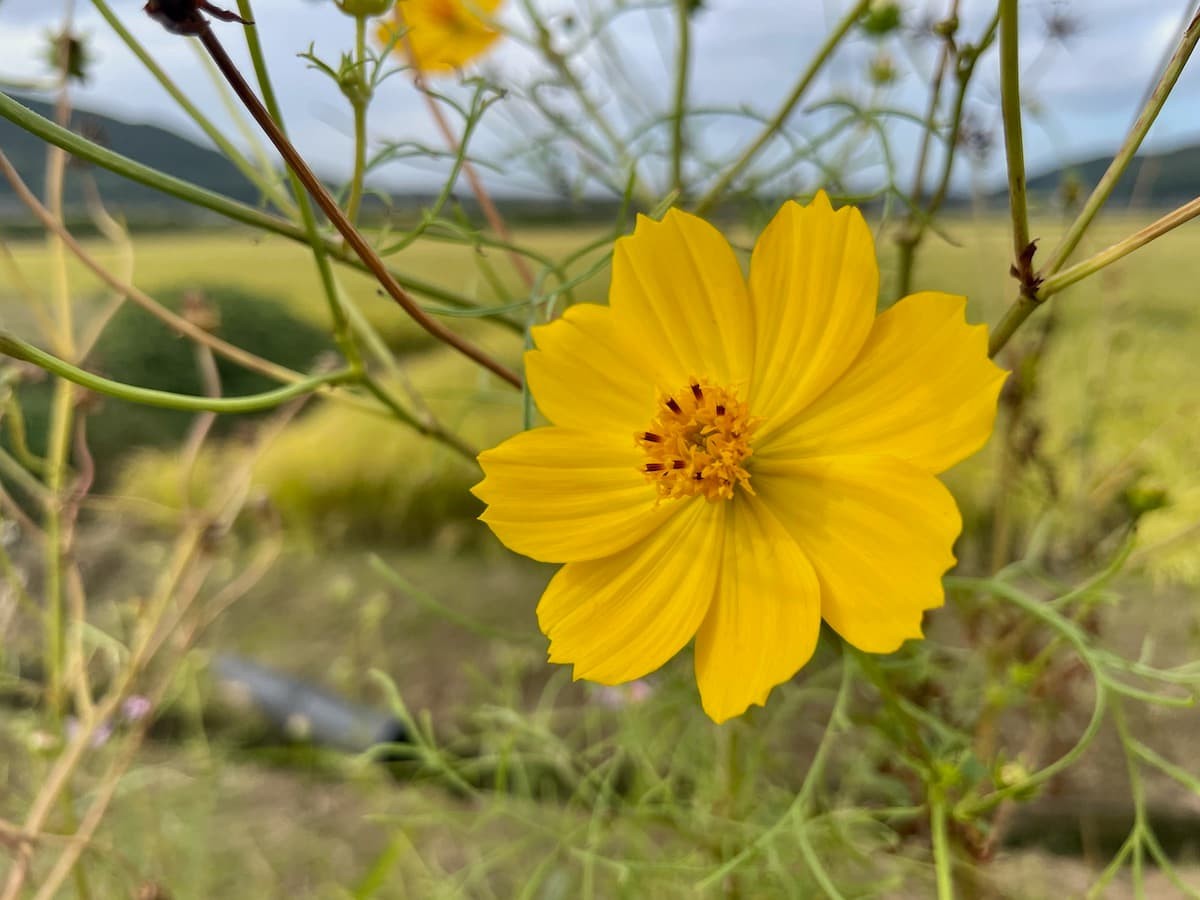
[
  {"left": 473, "top": 193, "right": 1007, "bottom": 724},
  {"left": 378, "top": 0, "right": 503, "bottom": 75}
]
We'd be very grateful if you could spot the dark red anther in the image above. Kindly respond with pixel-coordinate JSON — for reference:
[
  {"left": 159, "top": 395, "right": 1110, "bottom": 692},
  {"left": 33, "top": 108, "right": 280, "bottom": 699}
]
[
  {"left": 644, "top": 462, "right": 665, "bottom": 472},
  {"left": 672, "top": 460, "right": 686, "bottom": 469},
  {"left": 642, "top": 431, "right": 662, "bottom": 443},
  {"left": 666, "top": 397, "right": 682, "bottom": 414},
  {"left": 690, "top": 383, "right": 703, "bottom": 401},
  {"left": 715, "top": 403, "right": 725, "bottom": 416}
]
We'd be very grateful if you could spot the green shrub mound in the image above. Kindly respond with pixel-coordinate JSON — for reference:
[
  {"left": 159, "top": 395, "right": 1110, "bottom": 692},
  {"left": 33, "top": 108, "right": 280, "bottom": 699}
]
[{"left": 6, "top": 285, "right": 333, "bottom": 480}]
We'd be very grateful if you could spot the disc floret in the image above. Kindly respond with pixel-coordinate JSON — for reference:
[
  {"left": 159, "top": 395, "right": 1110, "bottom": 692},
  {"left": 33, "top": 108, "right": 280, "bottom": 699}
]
[{"left": 636, "top": 379, "right": 760, "bottom": 502}]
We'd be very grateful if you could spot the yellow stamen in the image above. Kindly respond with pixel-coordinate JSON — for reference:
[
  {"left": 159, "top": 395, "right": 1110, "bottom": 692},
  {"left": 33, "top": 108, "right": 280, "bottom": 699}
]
[{"left": 635, "top": 379, "right": 760, "bottom": 502}]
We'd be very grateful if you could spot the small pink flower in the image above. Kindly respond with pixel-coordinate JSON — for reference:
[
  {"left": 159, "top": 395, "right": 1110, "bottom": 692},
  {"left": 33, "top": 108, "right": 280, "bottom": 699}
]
[
  {"left": 65, "top": 717, "right": 112, "bottom": 748},
  {"left": 594, "top": 680, "right": 654, "bottom": 709},
  {"left": 121, "top": 695, "right": 152, "bottom": 723}
]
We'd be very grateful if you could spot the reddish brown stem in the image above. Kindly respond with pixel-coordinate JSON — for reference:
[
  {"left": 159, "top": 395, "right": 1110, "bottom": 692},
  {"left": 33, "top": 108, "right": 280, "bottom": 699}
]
[
  {"left": 415, "top": 73, "right": 536, "bottom": 290},
  {"left": 195, "top": 24, "right": 521, "bottom": 389}
]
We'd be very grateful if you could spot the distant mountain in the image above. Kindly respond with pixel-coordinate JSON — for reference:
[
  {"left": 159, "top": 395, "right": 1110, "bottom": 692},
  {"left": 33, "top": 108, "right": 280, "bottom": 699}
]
[
  {"left": 1003, "top": 143, "right": 1200, "bottom": 208},
  {"left": 2, "top": 93, "right": 1197, "bottom": 224},
  {"left": 0, "top": 94, "right": 270, "bottom": 223}
]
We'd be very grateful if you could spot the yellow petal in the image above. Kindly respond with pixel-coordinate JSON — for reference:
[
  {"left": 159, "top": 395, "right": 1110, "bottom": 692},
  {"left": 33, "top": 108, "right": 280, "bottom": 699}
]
[
  {"left": 756, "top": 455, "right": 960, "bottom": 653},
  {"left": 694, "top": 497, "right": 821, "bottom": 723},
  {"left": 379, "top": 0, "right": 503, "bottom": 74},
  {"left": 525, "top": 303, "right": 658, "bottom": 433},
  {"left": 610, "top": 209, "right": 753, "bottom": 389},
  {"left": 747, "top": 193, "right": 877, "bottom": 439},
  {"left": 474, "top": 427, "right": 675, "bottom": 563},
  {"left": 758, "top": 292, "right": 1008, "bottom": 473},
  {"left": 538, "top": 498, "right": 724, "bottom": 684}
]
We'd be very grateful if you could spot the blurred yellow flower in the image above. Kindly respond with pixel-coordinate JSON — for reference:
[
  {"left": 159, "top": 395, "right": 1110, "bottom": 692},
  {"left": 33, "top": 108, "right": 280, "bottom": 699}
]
[
  {"left": 474, "top": 193, "right": 1007, "bottom": 723},
  {"left": 378, "top": 0, "right": 503, "bottom": 74}
]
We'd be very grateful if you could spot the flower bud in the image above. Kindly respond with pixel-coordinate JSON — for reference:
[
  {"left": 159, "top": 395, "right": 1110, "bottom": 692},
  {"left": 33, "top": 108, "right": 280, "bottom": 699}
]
[{"left": 336, "top": 0, "right": 393, "bottom": 16}]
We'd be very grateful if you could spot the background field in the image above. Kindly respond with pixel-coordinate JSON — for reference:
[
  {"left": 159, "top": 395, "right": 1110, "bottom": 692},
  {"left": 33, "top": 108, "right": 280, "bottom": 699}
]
[{"left": 2, "top": 208, "right": 1200, "bottom": 896}]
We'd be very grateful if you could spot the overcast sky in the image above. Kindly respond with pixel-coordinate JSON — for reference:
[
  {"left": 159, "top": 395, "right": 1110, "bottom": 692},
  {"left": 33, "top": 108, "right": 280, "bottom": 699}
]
[{"left": 1, "top": 0, "right": 1198, "bottom": 199}]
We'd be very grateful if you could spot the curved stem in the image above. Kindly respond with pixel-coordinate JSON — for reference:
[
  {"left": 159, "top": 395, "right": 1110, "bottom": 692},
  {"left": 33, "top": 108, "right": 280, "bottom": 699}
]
[
  {"left": 87, "top": 0, "right": 296, "bottom": 214},
  {"left": 1041, "top": 9, "right": 1200, "bottom": 277},
  {"left": 0, "top": 92, "right": 520, "bottom": 328},
  {"left": 194, "top": 24, "right": 521, "bottom": 388},
  {"left": 692, "top": 0, "right": 870, "bottom": 215},
  {"left": 930, "top": 793, "right": 955, "bottom": 900},
  {"left": 345, "top": 14, "right": 368, "bottom": 227},
  {"left": 414, "top": 74, "right": 536, "bottom": 289},
  {"left": 0, "top": 149, "right": 303, "bottom": 385},
  {"left": 998, "top": 0, "right": 1030, "bottom": 269},
  {"left": 0, "top": 331, "right": 353, "bottom": 413},
  {"left": 1038, "top": 195, "right": 1200, "bottom": 298},
  {"left": 670, "top": 0, "right": 691, "bottom": 196},
  {"left": 234, "top": 0, "right": 362, "bottom": 373}
]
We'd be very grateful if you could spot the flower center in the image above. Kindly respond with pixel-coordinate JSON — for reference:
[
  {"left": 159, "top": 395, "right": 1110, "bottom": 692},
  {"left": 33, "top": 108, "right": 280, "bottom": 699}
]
[{"left": 636, "top": 379, "right": 760, "bottom": 502}]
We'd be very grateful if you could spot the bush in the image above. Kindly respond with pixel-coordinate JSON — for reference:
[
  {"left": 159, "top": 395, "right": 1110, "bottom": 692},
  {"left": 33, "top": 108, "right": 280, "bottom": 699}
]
[
  {"left": 6, "top": 285, "right": 333, "bottom": 481},
  {"left": 116, "top": 350, "right": 524, "bottom": 545}
]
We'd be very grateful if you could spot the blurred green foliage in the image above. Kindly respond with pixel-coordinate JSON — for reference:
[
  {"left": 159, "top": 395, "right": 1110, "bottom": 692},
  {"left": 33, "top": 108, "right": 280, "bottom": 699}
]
[
  {"left": 4, "top": 285, "right": 332, "bottom": 481},
  {"left": 116, "top": 351, "right": 522, "bottom": 544}
]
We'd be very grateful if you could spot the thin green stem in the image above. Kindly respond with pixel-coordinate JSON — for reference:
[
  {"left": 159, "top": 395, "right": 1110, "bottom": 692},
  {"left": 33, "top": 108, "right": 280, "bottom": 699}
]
[
  {"left": 1041, "top": 9, "right": 1200, "bottom": 277},
  {"left": 987, "top": 296, "right": 1035, "bottom": 357},
  {"left": 894, "top": 3, "right": 957, "bottom": 299},
  {"left": 345, "top": 14, "right": 368, "bottom": 227},
  {"left": 0, "top": 92, "right": 519, "bottom": 327},
  {"left": 948, "top": 576, "right": 1109, "bottom": 816},
  {"left": 413, "top": 76, "right": 536, "bottom": 288},
  {"left": 998, "top": 0, "right": 1030, "bottom": 268},
  {"left": 696, "top": 656, "right": 853, "bottom": 891},
  {"left": 522, "top": 1, "right": 655, "bottom": 205},
  {"left": 193, "top": 24, "right": 521, "bottom": 388},
  {"left": 1038, "top": 194, "right": 1200, "bottom": 298},
  {"left": 896, "top": 9, "right": 999, "bottom": 298},
  {"left": 87, "top": 0, "right": 295, "bottom": 214},
  {"left": 692, "top": 0, "right": 871, "bottom": 215},
  {"left": 930, "top": 793, "right": 955, "bottom": 900},
  {"left": 0, "top": 331, "right": 352, "bottom": 413},
  {"left": 921, "top": 13, "right": 1000, "bottom": 227},
  {"left": 670, "top": 0, "right": 691, "bottom": 196},
  {"left": 235, "top": 0, "right": 362, "bottom": 373},
  {"left": 42, "top": 51, "right": 74, "bottom": 720}
]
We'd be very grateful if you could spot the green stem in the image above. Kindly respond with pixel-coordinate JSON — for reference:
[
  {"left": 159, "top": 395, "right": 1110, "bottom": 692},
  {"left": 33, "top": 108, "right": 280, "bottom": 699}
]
[
  {"left": 43, "top": 379, "right": 72, "bottom": 714},
  {"left": 894, "top": 3, "right": 957, "bottom": 299},
  {"left": 1041, "top": 9, "right": 1200, "bottom": 277},
  {"left": 0, "top": 331, "right": 352, "bottom": 413},
  {"left": 1038, "top": 194, "right": 1200, "bottom": 298},
  {"left": 998, "top": 0, "right": 1030, "bottom": 269},
  {"left": 920, "top": 13, "right": 1000, "bottom": 229},
  {"left": 987, "top": 295, "right": 1036, "bottom": 357},
  {"left": 0, "top": 92, "right": 520, "bottom": 327},
  {"left": 930, "top": 793, "right": 955, "bottom": 900},
  {"left": 696, "top": 657, "right": 853, "bottom": 891},
  {"left": 87, "top": 0, "right": 296, "bottom": 215},
  {"left": 897, "top": 10, "right": 1000, "bottom": 299},
  {"left": 42, "top": 62, "right": 73, "bottom": 721},
  {"left": 520, "top": 0, "right": 655, "bottom": 205},
  {"left": 670, "top": 0, "right": 691, "bottom": 196},
  {"left": 692, "top": 0, "right": 870, "bottom": 215},
  {"left": 345, "top": 15, "right": 368, "bottom": 227},
  {"left": 947, "top": 576, "right": 1110, "bottom": 816},
  {"left": 192, "top": 24, "right": 521, "bottom": 387},
  {"left": 235, "top": 0, "right": 362, "bottom": 373}
]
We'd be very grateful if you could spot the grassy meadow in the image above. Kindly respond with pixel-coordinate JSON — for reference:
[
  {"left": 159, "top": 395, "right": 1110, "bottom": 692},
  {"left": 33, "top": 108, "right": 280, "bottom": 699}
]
[{"left": 2, "top": 208, "right": 1200, "bottom": 896}]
